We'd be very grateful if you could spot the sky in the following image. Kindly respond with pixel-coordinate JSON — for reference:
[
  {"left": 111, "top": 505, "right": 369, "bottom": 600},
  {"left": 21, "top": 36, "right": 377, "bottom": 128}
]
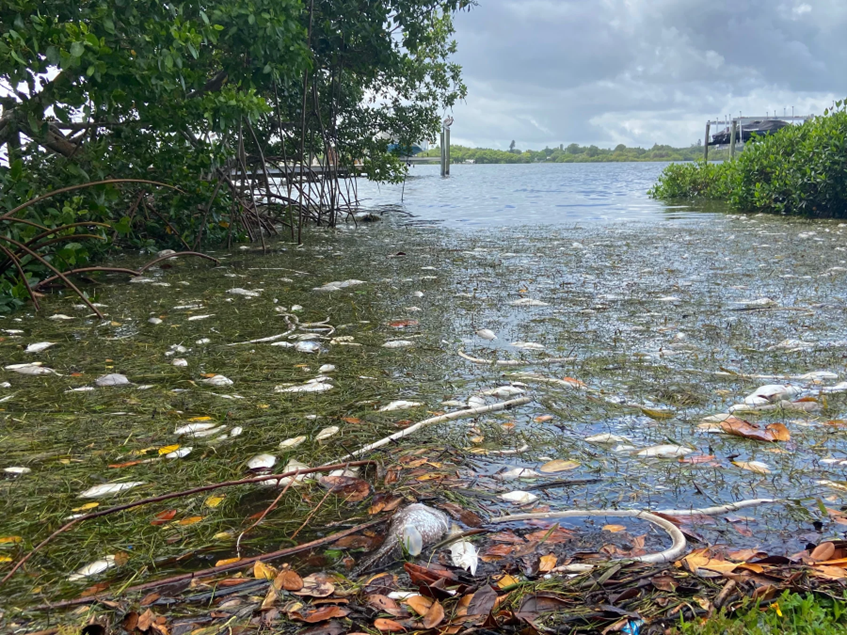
[{"left": 446, "top": 0, "right": 847, "bottom": 150}]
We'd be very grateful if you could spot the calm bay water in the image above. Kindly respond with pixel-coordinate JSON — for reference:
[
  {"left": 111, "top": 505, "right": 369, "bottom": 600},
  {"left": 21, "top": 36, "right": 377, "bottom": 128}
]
[{"left": 356, "top": 162, "right": 703, "bottom": 226}]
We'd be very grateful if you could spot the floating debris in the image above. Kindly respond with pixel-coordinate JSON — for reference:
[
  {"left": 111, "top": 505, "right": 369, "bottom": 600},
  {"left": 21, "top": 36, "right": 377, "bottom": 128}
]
[
  {"left": 635, "top": 445, "right": 693, "bottom": 458},
  {"left": 247, "top": 453, "right": 277, "bottom": 470},
  {"left": 68, "top": 556, "right": 116, "bottom": 582},
  {"left": 379, "top": 400, "right": 423, "bottom": 412},
  {"left": 450, "top": 539, "right": 479, "bottom": 575},
  {"left": 95, "top": 374, "right": 130, "bottom": 387},
  {"left": 201, "top": 375, "right": 234, "bottom": 387},
  {"left": 25, "top": 342, "right": 56, "bottom": 354},
  {"left": 5, "top": 362, "right": 57, "bottom": 376},
  {"left": 476, "top": 328, "right": 497, "bottom": 340},
  {"left": 172, "top": 358, "right": 188, "bottom": 367},
  {"left": 509, "top": 298, "right": 548, "bottom": 307},
  {"left": 315, "top": 426, "right": 339, "bottom": 441},
  {"left": 500, "top": 491, "right": 539, "bottom": 504},
  {"left": 78, "top": 482, "right": 145, "bottom": 498},
  {"left": 279, "top": 435, "right": 307, "bottom": 449},
  {"left": 313, "top": 280, "right": 365, "bottom": 292},
  {"left": 227, "top": 288, "right": 261, "bottom": 297},
  {"left": 383, "top": 340, "right": 414, "bottom": 348}
]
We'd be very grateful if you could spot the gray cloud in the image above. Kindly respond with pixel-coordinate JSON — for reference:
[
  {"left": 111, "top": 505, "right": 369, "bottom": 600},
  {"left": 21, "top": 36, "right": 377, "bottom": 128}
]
[{"left": 447, "top": 0, "right": 847, "bottom": 149}]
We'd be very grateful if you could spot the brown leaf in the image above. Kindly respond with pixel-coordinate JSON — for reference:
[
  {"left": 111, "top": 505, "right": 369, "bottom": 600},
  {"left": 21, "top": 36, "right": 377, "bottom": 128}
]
[
  {"left": 319, "top": 476, "right": 371, "bottom": 503},
  {"left": 679, "top": 454, "right": 718, "bottom": 464},
  {"left": 388, "top": 320, "right": 419, "bottom": 328},
  {"left": 524, "top": 526, "right": 574, "bottom": 544},
  {"left": 254, "top": 560, "right": 277, "bottom": 580},
  {"left": 489, "top": 531, "right": 525, "bottom": 544},
  {"left": 422, "top": 600, "right": 445, "bottom": 629},
  {"left": 366, "top": 594, "right": 406, "bottom": 617},
  {"left": 374, "top": 618, "right": 407, "bottom": 632},
  {"left": 481, "top": 543, "right": 516, "bottom": 561},
  {"left": 651, "top": 576, "right": 677, "bottom": 592},
  {"left": 261, "top": 584, "right": 278, "bottom": 610},
  {"left": 515, "top": 593, "right": 569, "bottom": 622},
  {"left": 720, "top": 417, "right": 790, "bottom": 442},
  {"left": 438, "top": 502, "right": 483, "bottom": 528},
  {"left": 369, "top": 495, "right": 403, "bottom": 515},
  {"left": 342, "top": 417, "right": 362, "bottom": 424},
  {"left": 295, "top": 573, "right": 336, "bottom": 598},
  {"left": 274, "top": 569, "right": 304, "bottom": 591},
  {"left": 293, "top": 606, "right": 350, "bottom": 623},
  {"left": 467, "top": 585, "right": 498, "bottom": 617},
  {"left": 403, "top": 595, "right": 433, "bottom": 616},
  {"left": 122, "top": 612, "right": 139, "bottom": 632},
  {"left": 603, "top": 524, "right": 627, "bottom": 533},
  {"left": 811, "top": 542, "right": 836, "bottom": 562},
  {"left": 538, "top": 554, "right": 557, "bottom": 572},
  {"left": 137, "top": 609, "right": 156, "bottom": 632}
]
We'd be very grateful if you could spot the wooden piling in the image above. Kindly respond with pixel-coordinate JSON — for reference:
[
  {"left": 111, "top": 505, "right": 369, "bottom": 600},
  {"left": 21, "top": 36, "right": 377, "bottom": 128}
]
[
  {"left": 704, "top": 123, "right": 710, "bottom": 161},
  {"left": 729, "top": 120, "right": 738, "bottom": 159}
]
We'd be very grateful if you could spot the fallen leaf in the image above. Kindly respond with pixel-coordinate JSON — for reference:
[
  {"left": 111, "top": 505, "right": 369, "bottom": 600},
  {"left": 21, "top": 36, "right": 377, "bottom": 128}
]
[
  {"left": 534, "top": 415, "right": 554, "bottom": 423},
  {"left": 71, "top": 503, "right": 99, "bottom": 512},
  {"left": 721, "top": 417, "right": 790, "bottom": 442},
  {"left": 158, "top": 444, "right": 180, "bottom": 456},
  {"left": 177, "top": 516, "right": 203, "bottom": 526},
  {"left": 467, "top": 584, "right": 498, "bottom": 617},
  {"left": 342, "top": 417, "right": 362, "bottom": 424},
  {"left": 150, "top": 510, "right": 177, "bottom": 526},
  {"left": 294, "top": 572, "right": 335, "bottom": 597},
  {"left": 496, "top": 574, "right": 521, "bottom": 589},
  {"left": 603, "top": 524, "right": 626, "bottom": 533},
  {"left": 422, "top": 600, "right": 445, "bottom": 629},
  {"left": 214, "top": 557, "right": 242, "bottom": 566},
  {"left": 733, "top": 460, "right": 771, "bottom": 474},
  {"left": 538, "top": 554, "right": 557, "bottom": 572},
  {"left": 205, "top": 495, "right": 224, "bottom": 508},
  {"left": 811, "top": 542, "right": 836, "bottom": 562},
  {"left": 293, "top": 605, "right": 350, "bottom": 623},
  {"left": 374, "top": 618, "right": 407, "bottom": 632},
  {"left": 319, "top": 475, "right": 371, "bottom": 502},
  {"left": 254, "top": 560, "right": 277, "bottom": 580},
  {"left": 403, "top": 594, "right": 434, "bottom": 615},
  {"left": 0, "top": 536, "right": 23, "bottom": 544},
  {"left": 274, "top": 569, "right": 304, "bottom": 591},
  {"left": 388, "top": 320, "right": 419, "bottom": 328},
  {"left": 679, "top": 454, "right": 717, "bottom": 464}
]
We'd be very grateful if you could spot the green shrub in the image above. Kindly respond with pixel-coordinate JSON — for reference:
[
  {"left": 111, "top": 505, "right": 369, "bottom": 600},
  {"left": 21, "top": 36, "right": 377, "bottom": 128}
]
[{"left": 650, "top": 104, "right": 847, "bottom": 218}]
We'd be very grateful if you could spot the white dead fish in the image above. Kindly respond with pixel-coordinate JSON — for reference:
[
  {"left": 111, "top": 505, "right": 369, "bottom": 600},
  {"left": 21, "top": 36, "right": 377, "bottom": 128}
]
[
  {"left": 355, "top": 504, "right": 449, "bottom": 572},
  {"left": 174, "top": 422, "right": 217, "bottom": 436},
  {"left": 196, "top": 338, "right": 211, "bottom": 345},
  {"left": 315, "top": 426, "right": 339, "bottom": 441},
  {"left": 172, "top": 358, "right": 188, "bottom": 367},
  {"left": 229, "top": 426, "right": 243, "bottom": 437},
  {"left": 291, "top": 305, "right": 304, "bottom": 312},
  {"left": 510, "top": 298, "right": 548, "bottom": 307},
  {"left": 635, "top": 445, "right": 693, "bottom": 458},
  {"left": 500, "top": 491, "right": 539, "bottom": 504},
  {"left": 467, "top": 396, "right": 486, "bottom": 409},
  {"left": 165, "top": 447, "right": 192, "bottom": 459},
  {"left": 379, "top": 400, "right": 423, "bottom": 412},
  {"left": 733, "top": 460, "right": 771, "bottom": 474},
  {"left": 25, "top": 342, "right": 56, "bottom": 354},
  {"left": 65, "top": 386, "right": 96, "bottom": 393},
  {"left": 247, "top": 453, "right": 277, "bottom": 470},
  {"left": 48, "top": 314, "right": 74, "bottom": 321},
  {"left": 511, "top": 341, "right": 545, "bottom": 351},
  {"left": 191, "top": 425, "right": 226, "bottom": 438},
  {"left": 735, "top": 298, "right": 776, "bottom": 308},
  {"left": 187, "top": 314, "right": 214, "bottom": 321},
  {"left": 318, "top": 364, "right": 336, "bottom": 373},
  {"left": 383, "top": 340, "right": 414, "bottom": 348},
  {"left": 68, "top": 555, "right": 116, "bottom": 582},
  {"left": 276, "top": 381, "right": 334, "bottom": 393},
  {"left": 227, "top": 288, "right": 261, "bottom": 297},
  {"left": 450, "top": 539, "right": 479, "bottom": 575},
  {"left": 262, "top": 459, "right": 313, "bottom": 488},
  {"left": 148, "top": 317, "right": 163, "bottom": 325},
  {"left": 78, "top": 482, "right": 145, "bottom": 498},
  {"left": 279, "top": 435, "right": 307, "bottom": 449},
  {"left": 743, "top": 384, "right": 802, "bottom": 405},
  {"left": 295, "top": 341, "right": 321, "bottom": 353},
  {"left": 313, "top": 280, "right": 365, "bottom": 292},
  {"left": 822, "top": 382, "right": 847, "bottom": 394},
  {"left": 585, "top": 433, "right": 631, "bottom": 444},
  {"left": 157, "top": 249, "right": 177, "bottom": 258},
  {"left": 476, "top": 329, "right": 497, "bottom": 341},
  {"left": 656, "top": 296, "right": 680, "bottom": 302},
  {"left": 480, "top": 385, "right": 526, "bottom": 398},
  {"left": 442, "top": 400, "right": 465, "bottom": 407},
  {"left": 95, "top": 373, "right": 130, "bottom": 387},
  {"left": 495, "top": 467, "right": 542, "bottom": 480},
  {"left": 3, "top": 466, "right": 31, "bottom": 475},
  {"left": 5, "top": 362, "right": 57, "bottom": 376},
  {"left": 799, "top": 371, "right": 839, "bottom": 381},
  {"left": 201, "top": 375, "right": 233, "bottom": 387}
]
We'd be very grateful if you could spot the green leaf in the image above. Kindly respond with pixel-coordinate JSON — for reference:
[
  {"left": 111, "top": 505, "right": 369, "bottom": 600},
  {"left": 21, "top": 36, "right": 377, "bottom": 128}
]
[{"left": 70, "top": 41, "right": 84, "bottom": 57}]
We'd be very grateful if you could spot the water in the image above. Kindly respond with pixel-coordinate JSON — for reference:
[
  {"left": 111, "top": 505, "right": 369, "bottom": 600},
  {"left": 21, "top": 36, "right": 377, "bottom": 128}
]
[
  {"left": 4, "top": 163, "right": 847, "bottom": 610},
  {"left": 357, "top": 162, "right": 697, "bottom": 226}
]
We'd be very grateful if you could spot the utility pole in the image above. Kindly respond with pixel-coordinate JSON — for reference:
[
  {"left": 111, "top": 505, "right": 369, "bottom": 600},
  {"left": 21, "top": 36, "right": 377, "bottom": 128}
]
[
  {"left": 704, "top": 122, "right": 710, "bottom": 161},
  {"left": 729, "top": 119, "right": 738, "bottom": 159}
]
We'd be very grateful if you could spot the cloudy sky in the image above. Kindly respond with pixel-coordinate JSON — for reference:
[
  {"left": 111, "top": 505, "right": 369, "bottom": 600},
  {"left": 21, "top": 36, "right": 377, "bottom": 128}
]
[{"left": 446, "top": 0, "right": 847, "bottom": 150}]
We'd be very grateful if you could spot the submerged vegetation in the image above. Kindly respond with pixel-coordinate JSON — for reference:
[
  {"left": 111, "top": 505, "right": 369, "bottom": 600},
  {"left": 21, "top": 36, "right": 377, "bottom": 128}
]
[
  {"left": 0, "top": 0, "right": 473, "bottom": 312},
  {"left": 650, "top": 103, "right": 847, "bottom": 217}
]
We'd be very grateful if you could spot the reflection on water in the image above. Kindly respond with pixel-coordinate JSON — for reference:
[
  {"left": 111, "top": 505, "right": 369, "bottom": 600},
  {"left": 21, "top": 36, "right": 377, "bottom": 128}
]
[{"left": 356, "top": 163, "right": 705, "bottom": 226}]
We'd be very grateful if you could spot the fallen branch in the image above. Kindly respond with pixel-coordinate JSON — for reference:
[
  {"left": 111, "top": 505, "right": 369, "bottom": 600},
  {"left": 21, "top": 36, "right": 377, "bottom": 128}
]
[
  {"left": 0, "top": 461, "right": 375, "bottom": 586},
  {"left": 458, "top": 350, "right": 576, "bottom": 366},
  {"left": 137, "top": 251, "right": 220, "bottom": 272},
  {"left": 490, "top": 510, "right": 686, "bottom": 564},
  {"left": 235, "top": 476, "right": 296, "bottom": 557},
  {"left": 329, "top": 397, "right": 532, "bottom": 463},
  {"left": 490, "top": 499, "right": 782, "bottom": 565}
]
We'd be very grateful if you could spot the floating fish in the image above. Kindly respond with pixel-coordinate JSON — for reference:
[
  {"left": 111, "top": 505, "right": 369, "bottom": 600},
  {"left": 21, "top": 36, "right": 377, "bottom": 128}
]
[
  {"left": 743, "top": 384, "right": 802, "bottom": 406},
  {"left": 635, "top": 445, "right": 693, "bottom": 458},
  {"left": 3, "top": 466, "right": 31, "bottom": 475},
  {"left": 68, "top": 555, "right": 116, "bottom": 582},
  {"left": 495, "top": 467, "right": 542, "bottom": 480},
  {"left": 174, "top": 422, "right": 217, "bottom": 436},
  {"left": 201, "top": 375, "right": 233, "bottom": 387},
  {"left": 172, "top": 358, "right": 188, "bottom": 367},
  {"left": 383, "top": 340, "right": 414, "bottom": 348},
  {"left": 187, "top": 314, "right": 214, "bottom": 321},
  {"left": 247, "top": 453, "right": 277, "bottom": 470},
  {"left": 227, "top": 288, "right": 261, "bottom": 297},
  {"left": 78, "top": 482, "right": 145, "bottom": 498},
  {"left": 276, "top": 381, "right": 334, "bottom": 393},
  {"left": 165, "top": 447, "right": 192, "bottom": 459},
  {"left": 480, "top": 385, "right": 525, "bottom": 398},
  {"left": 25, "top": 342, "right": 56, "bottom": 354},
  {"left": 5, "top": 362, "right": 57, "bottom": 376},
  {"left": 318, "top": 364, "right": 336, "bottom": 373},
  {"left": 585, "top": 433, "right": 631, "bottom": 444},
  {"left": 511, "top": 341, "right": 545, "bottom": 351},
  {"left": 315, "top": 426, "right": 339, "bottom": 441},
  {"left": 355, "top": 504, "right": 449, "bottom": 573},
  {"left": 313, "top": 280, "right": 365, "bottom": 292},
  {"left": 379, "top": 400, "right": 423, "bottom": 412},
  {"left": 95, "top": 373, "right": 130, "bottom": 387},
  {"left": 148, "top": 317, "right": 163, "bottom": 325},
  {"left": 500, "top": 491, "right": 539, "bottom": 504},
  {"left": 48, "top": 314, "right": 74, "bottom": 320},
  {"left": 279, "top": 435, "right": 307, "bottom": 449},
  {"left": 295, "top": 341, "right": 321, "bottom": 353},
  {"left": 476, "top": 329, "right": 497, "bottom": 341},
  {"left": 510, "top": 298, "right": 548, "bottom": 307}
]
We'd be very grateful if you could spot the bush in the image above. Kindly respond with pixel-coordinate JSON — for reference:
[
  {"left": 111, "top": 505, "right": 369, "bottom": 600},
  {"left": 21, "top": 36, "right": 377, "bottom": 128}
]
[{"left": 650, "top": 105, "right": 847, "bottom": 218}]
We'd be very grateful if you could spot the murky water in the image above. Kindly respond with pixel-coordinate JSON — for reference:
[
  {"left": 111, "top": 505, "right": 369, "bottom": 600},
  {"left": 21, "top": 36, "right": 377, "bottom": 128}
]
[{"left": 2, "top": 164, "right": 847, "bottom": 606}]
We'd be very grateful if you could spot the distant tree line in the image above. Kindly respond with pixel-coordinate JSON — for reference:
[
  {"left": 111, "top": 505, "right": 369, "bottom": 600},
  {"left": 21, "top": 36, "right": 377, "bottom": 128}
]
[{"left": 423, "top": 143, "right": 731, "bottom": 164}]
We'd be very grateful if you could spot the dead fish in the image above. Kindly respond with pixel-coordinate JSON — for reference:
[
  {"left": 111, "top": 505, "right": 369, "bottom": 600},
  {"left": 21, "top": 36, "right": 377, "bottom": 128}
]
[
  {"left": 295, "top": 341, "right": 321, "bottom": 353},
  {"left": 200, "top": 375, "right": 234, "bottom": 387},
  {"left": 313, "top": 280, "right": 365, "bottom": 292},
  {"left": 279, "top": 435, "right": 307, "bottom": 449},
  {"left": 500, "top": 491, "right": 539, "bottom": 504},
  {"left": 95, "top": 373, "right": 130, "bottom": 387},
  {"left": 510, "top": 298, "right": 548, "bottom": 307},
  {"left": 354, "top": 504, "right": 449, "bottom": 573},
  {"left": 315, "top": 426, "right": 339, "bottom": 441},
  {"left": 510, "top": 341, "right": 545, "bottom": 351},
  {"left": 227, "top": 288, "right": 261, "bottom": 297},
  {"left": 318, "top": 364, "right": 336, "bottom": 373},
  {"left": 476, "top": 329, "right": 497, "bottom": 341},
  {"left": 78, "top": 482, "right": 145, "bottom": 498},
  {"left": 68, "top": 555, "right": 117, "bottom": 582},
  {"left": 379, "top": 400, "right": 423, "bottom": 412},
  {"left": 247, "top": 453, "right": 277, "bottom": 470},
  {"left": 174, "top": 422, "right": 217, "bottom": 436},
  {"left": 383, "top": 340, "right": 414, "bottom": 349},
  {"left": 25, "top": 342, "right": 56, "bottom": 354},
  {"left": 276, "top": 381, "right": 334, "bottom": 393},
  {"left": 148, "top": 317, "right": 164, "bottom": 325},
  {"left": 5, "top": 362, "right": 57, "bottom": 376},
  {"left": 172, "top": 358, "right": 188, "bottom": 367},
  {"left": 635, "top": 445, "right": 693, "bottom": 458},
  {"left": 48, "top": 314, "right": 74, "bottom": 320},
  {"left": 743, "top": 384, "right": 802, "bottom": 405}
]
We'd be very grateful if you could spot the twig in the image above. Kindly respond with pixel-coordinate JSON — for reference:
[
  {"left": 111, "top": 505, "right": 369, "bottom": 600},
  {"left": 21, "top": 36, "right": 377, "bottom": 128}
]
[
  {"left": 236, "top": 476, "right": 296, "bottom": 557},
  {"left": 328, "top": 397, "right": 532, "bottom": 463},
  {"left": 0, "top": 461, "right": 376, "bottom": 586},
  {"left": 459, "top": 350, "right": 576, "bottom": 366},
  {"left": 137, "top": 251, "right": 220, "bottom": 273},
  {"left": 291, "top": 484, "right": 333, "bottom": 540}
]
